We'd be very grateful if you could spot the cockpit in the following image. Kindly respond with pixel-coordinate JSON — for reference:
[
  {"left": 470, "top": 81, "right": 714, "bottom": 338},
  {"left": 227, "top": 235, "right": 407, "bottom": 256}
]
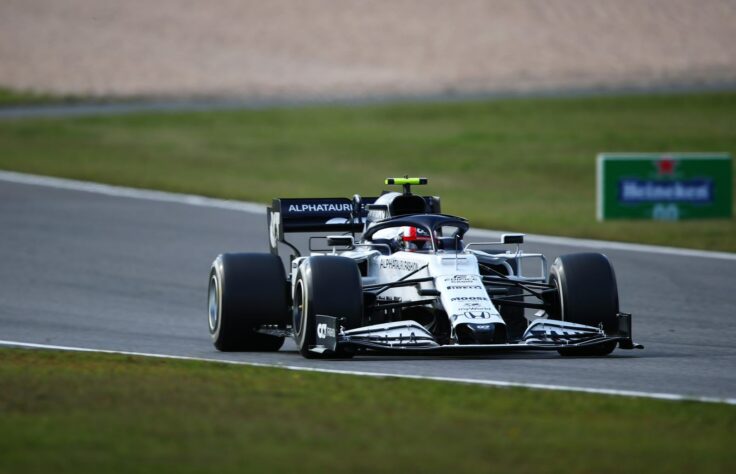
[{"left": 361, "top": 214, "right": 469, "bottom": 254}]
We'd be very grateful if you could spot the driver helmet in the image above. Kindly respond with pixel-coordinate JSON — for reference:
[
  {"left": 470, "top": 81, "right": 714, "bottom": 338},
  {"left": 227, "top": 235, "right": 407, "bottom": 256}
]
[{"left": 400, "top": 226, "right": 431, "bottom": 251}]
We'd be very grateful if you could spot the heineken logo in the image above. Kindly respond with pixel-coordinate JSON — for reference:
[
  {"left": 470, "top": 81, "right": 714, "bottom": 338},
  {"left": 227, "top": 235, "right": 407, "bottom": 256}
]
[
  {"left": 597, "top": 153, "right": 731, "bottom": 220},
  {"left": 618, "top": 179, "right": 714, "bottom": 204},
  {"left": 656, "top": 156, "right": 676, "bottom": 175}
]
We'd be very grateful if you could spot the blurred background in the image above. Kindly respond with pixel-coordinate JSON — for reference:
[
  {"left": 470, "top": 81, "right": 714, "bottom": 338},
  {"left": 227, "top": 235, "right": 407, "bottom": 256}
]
[{"left": 1, "top": 0, "right": 735, "bottom": 100}]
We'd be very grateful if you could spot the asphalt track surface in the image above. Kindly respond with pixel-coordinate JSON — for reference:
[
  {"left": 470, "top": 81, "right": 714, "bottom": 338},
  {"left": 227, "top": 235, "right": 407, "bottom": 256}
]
[{"left": 1, "top": 172, "right": 735, "bottom": 403}]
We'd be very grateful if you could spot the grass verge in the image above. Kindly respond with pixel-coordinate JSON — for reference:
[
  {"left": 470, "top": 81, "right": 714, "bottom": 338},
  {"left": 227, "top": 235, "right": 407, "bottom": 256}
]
[
  {"left": 0, "top": 92, "right": 734, "bottom": 251},
  {"left": 0, "top": 87, "right": 84, "bottom": 107},
  {"left": 0, "top": 348, "right": 734, "bottom": 474}
]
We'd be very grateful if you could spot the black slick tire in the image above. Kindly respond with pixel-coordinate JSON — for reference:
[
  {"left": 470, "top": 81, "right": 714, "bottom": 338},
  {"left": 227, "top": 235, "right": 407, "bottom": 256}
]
[
  {"left": 208, "top": 253, "right": 288, "bottom": 352},
  {"left": 292, "top": 256, "right": 363, "bottom": 359},
  {"left": 548, "top": 253, "right": 619, "bottom": 356}
]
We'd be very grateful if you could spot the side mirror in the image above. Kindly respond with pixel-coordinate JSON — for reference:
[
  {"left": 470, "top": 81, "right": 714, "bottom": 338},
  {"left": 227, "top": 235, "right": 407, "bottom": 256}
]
[
  {"left": 326, "top": 235, "right": 354, "bottom": 247},
  {"left": 366, "top": 203, "right": 389, "bottom": 221},
  {"left": 502, "top": 234, "right": 524, "bottom": 244}
]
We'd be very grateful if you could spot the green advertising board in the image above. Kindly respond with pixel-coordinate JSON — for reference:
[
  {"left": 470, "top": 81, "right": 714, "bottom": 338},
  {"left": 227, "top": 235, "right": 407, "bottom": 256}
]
[{"left": 596, "top": 153, "right": 732, "bottom": 220}]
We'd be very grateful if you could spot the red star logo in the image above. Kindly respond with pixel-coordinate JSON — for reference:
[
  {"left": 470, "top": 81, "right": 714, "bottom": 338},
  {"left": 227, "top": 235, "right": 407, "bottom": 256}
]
[{"left": 657, "top": 157, "right": 676, "bottom": 175}]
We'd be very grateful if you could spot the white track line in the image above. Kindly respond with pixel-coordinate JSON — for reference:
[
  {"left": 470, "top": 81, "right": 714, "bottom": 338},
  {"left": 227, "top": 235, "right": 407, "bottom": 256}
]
[
  {"left": 1, "top": 169, "right": 734, "bottom": 260},
  {"left": 466, "top": 229, "right": 736, "bottom": 261},
  {"left": 0, "top": 170, "right": 266, "bottom": 214},
  {"left": 1, "top": 339, "right": 734, "bottom": 405}
]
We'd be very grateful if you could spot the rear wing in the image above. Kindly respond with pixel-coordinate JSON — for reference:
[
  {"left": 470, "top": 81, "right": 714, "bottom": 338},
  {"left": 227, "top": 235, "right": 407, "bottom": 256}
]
[{"left": 268, "top": 196, "right": 440, "bottom": 257}]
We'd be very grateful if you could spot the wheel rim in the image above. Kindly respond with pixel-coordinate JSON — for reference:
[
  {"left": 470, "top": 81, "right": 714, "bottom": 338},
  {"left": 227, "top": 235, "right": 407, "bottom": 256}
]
[
  {"left": 293, "top": 280, "right": 304, "bottom": 334},
  {"left": 208, "top": 275, "right": 219, "bottom": 333},
  {"left": 550, "top": 272, "right": 564, "bottom": 321}
]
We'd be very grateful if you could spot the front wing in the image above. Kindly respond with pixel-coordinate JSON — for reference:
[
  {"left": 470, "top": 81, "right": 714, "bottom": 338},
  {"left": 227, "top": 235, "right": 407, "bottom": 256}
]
[{"left": 312, "top": 314, "right": 642, "bottom": 356}]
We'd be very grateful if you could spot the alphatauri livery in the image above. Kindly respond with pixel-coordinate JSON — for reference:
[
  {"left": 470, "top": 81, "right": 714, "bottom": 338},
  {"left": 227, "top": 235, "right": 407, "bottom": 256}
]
[{"left": 207, "top": 178, "right": 641, "bottom": 358}]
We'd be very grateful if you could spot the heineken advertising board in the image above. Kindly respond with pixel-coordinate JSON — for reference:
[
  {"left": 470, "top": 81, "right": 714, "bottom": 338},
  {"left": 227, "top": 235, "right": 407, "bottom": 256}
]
[{"left": 596, "top": 153, "right": 732, "bottom": 220}]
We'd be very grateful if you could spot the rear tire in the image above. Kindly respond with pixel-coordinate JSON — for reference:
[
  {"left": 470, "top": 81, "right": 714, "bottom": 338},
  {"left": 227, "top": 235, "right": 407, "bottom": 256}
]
[
  {"left": 208, "top": 253, "right": 288, "bottom": 352},
  {"left": 293, "top": 256, "right": 363, "bottom": 359},
  {"left": 548, "top": 253, "right": 619, "bottom": 356}
]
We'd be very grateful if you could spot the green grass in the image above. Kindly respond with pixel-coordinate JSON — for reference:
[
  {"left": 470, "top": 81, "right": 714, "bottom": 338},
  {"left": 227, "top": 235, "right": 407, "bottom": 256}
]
[
  {"left": 0, "top": 348, "right": 734, "bottom": 474},
  {"left": 0, "top": 87, "right": 83, "bottom": 106},
  {"left": 0, "top": 92, "right": 734, "bottom": 250}
]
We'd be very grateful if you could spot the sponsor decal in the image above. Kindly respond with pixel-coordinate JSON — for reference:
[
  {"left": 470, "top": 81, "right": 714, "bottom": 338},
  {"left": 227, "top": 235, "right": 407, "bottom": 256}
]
[
  {"left": 380, "top": 259, "right": 419, "bottom": 272},
  {"left": 460, "top": 305, "right": 494, "bottom": 312},
  {"left": 377, "top": 296, "right": 401, "bottom": 303},
  {"left": 446, "top": 285, "right": 483, "bottom": 290},
  {"left": 597, "top": 153, "right": 732, "bottom": 220},
  {"left": 317, "top": 323, "right": 336, "bottom": 340},
  {"left": 451, "top": 311, "right": 492, "bottom": 321},
  {"left": 315, "top": 315, "right": 338, "bottom": 351},
  {"left": 442, "top": 275, "right": 479, "bottom": 284},
  {"left": 450, "top": 296, "right": 487, "bottom": 302},
  {"left": 288, "top": 203, "right": 352, "bottom": 213},
  {"left": 460, "top": 302, "right": 490, "bottom": 307},
  {"left": 618, "top": 179, "right": 713, "bottom": 204}
]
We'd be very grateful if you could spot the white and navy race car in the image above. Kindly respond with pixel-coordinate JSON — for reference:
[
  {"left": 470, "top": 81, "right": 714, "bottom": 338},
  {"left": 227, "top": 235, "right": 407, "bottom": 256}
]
[{"left": 207, "top": 177, "right": 641, "bottom": 358}]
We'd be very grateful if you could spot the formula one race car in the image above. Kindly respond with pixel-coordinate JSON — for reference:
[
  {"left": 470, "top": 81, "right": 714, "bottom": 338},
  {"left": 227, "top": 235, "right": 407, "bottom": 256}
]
[{"left": 207, "top": 177, "right": 641, "bottom": 358}]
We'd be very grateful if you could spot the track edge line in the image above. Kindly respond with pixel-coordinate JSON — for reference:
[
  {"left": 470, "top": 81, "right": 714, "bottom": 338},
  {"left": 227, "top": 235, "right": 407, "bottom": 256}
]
[{"left": 1, "top": 339, "right": 733, "bottom": 406}]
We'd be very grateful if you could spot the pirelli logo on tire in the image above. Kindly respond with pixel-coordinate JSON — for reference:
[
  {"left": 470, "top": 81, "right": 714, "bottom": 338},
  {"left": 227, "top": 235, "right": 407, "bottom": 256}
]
[
  {"left": 315, "top": 315, "right": 338, "bottom": 351},
  {"left": 596, "top": 153, "right": 732, "bottom": 220}
]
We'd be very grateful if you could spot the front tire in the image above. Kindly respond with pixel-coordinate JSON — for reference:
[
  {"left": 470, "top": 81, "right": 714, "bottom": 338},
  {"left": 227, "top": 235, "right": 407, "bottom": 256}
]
[
  {"left": 208, "top": 253, "right": 288, "bottom": 352},
  {"left": 548, "top": 253, "right": 619, "bottom": 356},
  {"left": 293, "top": 256, "right": 363, "bottom": 358}
]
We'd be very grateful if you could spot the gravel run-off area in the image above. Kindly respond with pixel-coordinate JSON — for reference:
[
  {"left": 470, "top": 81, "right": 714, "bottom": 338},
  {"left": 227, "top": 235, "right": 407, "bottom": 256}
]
[{"left": 1, "top": 0, "right": 735, "bottom": 100}]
